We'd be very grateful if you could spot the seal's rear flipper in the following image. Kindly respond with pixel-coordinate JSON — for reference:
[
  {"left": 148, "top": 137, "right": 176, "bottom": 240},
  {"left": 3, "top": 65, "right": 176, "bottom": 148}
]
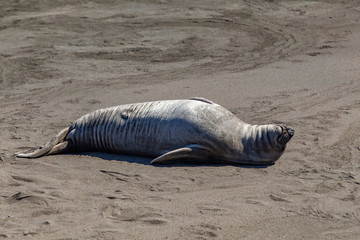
[
  {"left": 15, "top": 127, "right": 71, "bottom": 158},
  {"left": 150, "top": 144, "right": 212, "bottom": 164}
]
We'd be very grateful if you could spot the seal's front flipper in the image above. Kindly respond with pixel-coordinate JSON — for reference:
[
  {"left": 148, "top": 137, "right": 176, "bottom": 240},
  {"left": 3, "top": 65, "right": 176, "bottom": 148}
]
[{"left": 150, "top": 144, "right": 212, "bottom": 164}]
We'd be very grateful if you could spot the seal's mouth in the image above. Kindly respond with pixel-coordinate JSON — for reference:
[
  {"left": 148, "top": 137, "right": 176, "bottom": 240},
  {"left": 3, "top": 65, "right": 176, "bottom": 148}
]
[{"left": 277, "top": 125, "right": 295, "bottom": 146}]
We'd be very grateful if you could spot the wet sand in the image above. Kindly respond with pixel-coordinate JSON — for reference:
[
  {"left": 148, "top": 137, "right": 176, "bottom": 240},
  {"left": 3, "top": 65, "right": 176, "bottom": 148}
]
[{"left": 1, "top": 1, "right": 360, "bottom": 239}]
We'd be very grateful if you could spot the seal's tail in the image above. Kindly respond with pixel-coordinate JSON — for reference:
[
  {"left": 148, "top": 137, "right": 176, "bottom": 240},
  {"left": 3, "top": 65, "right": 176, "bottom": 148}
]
[{"left": 15, "top": 127, "right": 72, "bottom": 158}]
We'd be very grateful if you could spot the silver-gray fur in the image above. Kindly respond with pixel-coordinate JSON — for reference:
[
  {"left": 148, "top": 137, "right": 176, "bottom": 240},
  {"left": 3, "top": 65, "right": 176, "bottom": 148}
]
[{"left": 15, "top": 98, "right": 294, "bottom": 164}]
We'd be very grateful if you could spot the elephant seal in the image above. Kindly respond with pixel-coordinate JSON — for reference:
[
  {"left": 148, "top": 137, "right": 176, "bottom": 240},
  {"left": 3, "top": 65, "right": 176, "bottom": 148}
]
[{"left": 15, "top": 98, "right": 294, "bottom": 164}]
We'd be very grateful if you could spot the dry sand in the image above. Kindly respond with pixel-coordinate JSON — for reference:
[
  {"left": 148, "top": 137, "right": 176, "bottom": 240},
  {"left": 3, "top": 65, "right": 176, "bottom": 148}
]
[{"left": 1, "top": 0, "right": 360, "bottom": 239}]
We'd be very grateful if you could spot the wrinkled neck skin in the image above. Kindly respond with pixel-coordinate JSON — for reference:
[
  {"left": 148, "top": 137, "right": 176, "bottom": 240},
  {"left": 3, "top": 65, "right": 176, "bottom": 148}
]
[{"left": 226, "top": 123, "right": 285, "bottom": 164}]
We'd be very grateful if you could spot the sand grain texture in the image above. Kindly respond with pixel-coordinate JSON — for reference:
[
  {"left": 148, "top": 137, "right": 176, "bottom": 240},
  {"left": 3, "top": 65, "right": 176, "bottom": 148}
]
[{"left": 1, "top": 0, "right": 360, "bottom": 239}]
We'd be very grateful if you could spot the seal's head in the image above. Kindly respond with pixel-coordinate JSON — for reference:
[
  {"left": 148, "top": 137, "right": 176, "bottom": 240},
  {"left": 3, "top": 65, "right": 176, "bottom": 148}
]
[
  {"left": 277, "top": 124, "right": 295, "bottom": 148},
  {"left": 242, "top": 124, "right": 295, "bottom": 164}
]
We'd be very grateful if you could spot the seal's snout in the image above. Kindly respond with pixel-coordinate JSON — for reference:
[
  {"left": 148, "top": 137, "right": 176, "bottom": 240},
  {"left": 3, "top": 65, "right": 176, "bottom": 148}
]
[
  {"left": 277, "top": 125, "right": 295, "bottom": 146},
  {"left": 287, "top": 126, "right": 295, "bottom": 138}
]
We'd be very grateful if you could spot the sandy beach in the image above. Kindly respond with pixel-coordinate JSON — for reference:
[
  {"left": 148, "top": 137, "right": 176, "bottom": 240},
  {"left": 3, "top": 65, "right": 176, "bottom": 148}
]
[{"left": 1, "top": 0, "right": 360, "bottom": 239}]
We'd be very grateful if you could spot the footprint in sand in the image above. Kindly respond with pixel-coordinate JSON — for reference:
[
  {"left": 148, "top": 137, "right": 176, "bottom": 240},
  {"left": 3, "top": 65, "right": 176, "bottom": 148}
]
[
  {"left": 100, "top": 204, "right": 167, "bottom": 225},
  {"left": 7, "top": 192, "right": 48, "bottom": 206}
]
